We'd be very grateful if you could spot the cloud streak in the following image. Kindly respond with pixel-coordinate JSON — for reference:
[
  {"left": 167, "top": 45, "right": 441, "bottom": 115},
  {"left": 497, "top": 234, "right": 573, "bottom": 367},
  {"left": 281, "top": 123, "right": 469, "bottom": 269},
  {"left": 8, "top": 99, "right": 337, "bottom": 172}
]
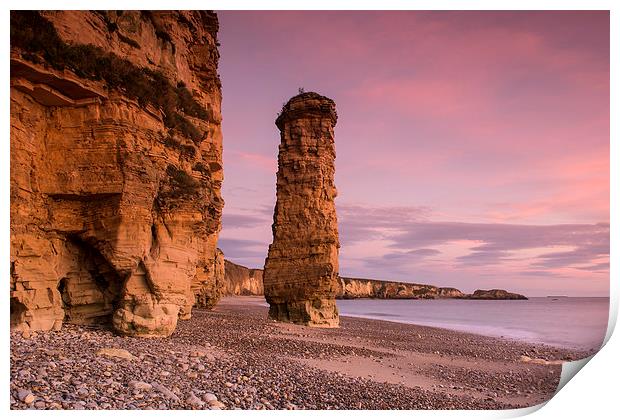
[
  {"left": 217, "top": 238, "right": 268, "bottom": 263},
  {"left": 217, "top": 11, "right": 609, "bottom": 295},
  {"left": 387, "top": 221, "right": 609, "bottom": 268},
  {"left": 337, "top": 203, "right": 432, "bottom": 245},
  {"left": 222, "top": 213, "right": 270, "bottom": 229}
]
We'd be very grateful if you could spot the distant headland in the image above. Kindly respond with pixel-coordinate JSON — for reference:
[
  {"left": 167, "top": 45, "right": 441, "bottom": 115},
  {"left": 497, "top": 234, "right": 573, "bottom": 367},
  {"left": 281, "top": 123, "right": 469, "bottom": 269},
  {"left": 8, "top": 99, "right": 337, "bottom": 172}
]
[{"left": 223, "top": 260, "right": 527, "bottom": 300}]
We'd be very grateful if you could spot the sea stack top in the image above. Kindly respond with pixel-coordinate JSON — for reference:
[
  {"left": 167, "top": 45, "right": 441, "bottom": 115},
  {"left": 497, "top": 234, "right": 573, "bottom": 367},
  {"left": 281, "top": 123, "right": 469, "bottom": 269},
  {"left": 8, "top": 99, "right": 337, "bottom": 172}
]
[{"left": 275, "top": 91, "right": 337, "bottom": 130}]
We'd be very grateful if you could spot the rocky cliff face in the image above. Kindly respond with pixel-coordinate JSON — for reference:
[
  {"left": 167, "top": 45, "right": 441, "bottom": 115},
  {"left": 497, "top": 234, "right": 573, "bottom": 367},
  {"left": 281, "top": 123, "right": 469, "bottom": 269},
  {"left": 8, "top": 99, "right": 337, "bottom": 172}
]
[
  {"left": 437, "top": 287, "right": 466, "bottom": 298},
  {"left": 337, "top": 278, "right": 442, "bottom": 299},
  {"left": 336, "top": 278, "right": 526, "bottom": 300},
  {"left": 469, "top": 289, "right": 527, "bottom": 300},
  {"left": 10, "top": 11, "right": 224, "bottom": 337},
  {"left": 193, "top": 249, "right": 226, "bottom": 308},
  {"left": 263, "top": 92, "right": 340, "bottom": 327},
  {"left": 215, "top": 260, "right": 526, "bottom": 301},
  {"left": 223, "top": 260, "right": 264, "bottom": 296}
]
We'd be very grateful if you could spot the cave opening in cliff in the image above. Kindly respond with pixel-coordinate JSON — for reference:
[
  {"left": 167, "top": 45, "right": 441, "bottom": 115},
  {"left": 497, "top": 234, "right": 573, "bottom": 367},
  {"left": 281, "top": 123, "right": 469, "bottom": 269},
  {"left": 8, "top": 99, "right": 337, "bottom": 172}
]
[
  {"left": 10, "top": 297, "right": 27, "bottom": 328},
  {"left": 58, "top": 236, "right": 124, "bottom": 326}
]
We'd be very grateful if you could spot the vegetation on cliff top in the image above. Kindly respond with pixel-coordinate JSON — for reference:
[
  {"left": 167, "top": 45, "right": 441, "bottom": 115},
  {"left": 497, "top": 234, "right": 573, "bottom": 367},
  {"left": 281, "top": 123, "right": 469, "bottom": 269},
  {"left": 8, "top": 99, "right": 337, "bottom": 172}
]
[{"left": 10, "top": 11, "right": 211, "bottom": 142}]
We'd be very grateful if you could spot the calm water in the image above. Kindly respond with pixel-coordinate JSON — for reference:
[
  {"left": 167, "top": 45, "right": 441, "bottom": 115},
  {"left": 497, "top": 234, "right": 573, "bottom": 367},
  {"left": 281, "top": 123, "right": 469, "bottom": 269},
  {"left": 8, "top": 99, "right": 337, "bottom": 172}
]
[{"left": 336, "top": 297, "right": 610, "bottom": 351}]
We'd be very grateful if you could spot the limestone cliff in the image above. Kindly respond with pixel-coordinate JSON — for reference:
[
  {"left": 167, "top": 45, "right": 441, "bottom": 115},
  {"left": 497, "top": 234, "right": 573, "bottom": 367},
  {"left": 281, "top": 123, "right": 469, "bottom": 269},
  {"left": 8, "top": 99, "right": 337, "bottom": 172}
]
[
  {"left": 437, "top": 287, "right": 466, "bottom": 298},
  {"left": 10, "top": 11, "right": 224, "bottom": 337},
  {"left": 223, "top": 260, "right": 264, "bottom": 296},
  {"left": 263, "top": 92, "right": 340, "bottom": 327},
  {"left": 337, "top": 277, "right": 442, "bottom": 299},
  {"left": 193, "top": 249, "right": 226, "bottom": 308},
  {"left": 217, "top": 260, "right": 526, "bottom": 301},
  {"left": 468, "top": 289, "right": 527, "bottom": 300},
  {"left": 336, "top": 278, "right": 525, "bottom": 300}
]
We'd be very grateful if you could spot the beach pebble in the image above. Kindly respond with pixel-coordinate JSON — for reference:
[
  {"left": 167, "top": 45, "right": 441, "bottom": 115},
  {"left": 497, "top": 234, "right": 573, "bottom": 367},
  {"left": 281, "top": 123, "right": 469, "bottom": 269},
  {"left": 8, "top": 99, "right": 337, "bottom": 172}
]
[
  {"left": 152, "top": 383, "right": 179, "bottom": 401},
  {"left": 96, "top": 348, "right": 134, "bottom": 361},
  {"left": 186, "top": 393, "right": 204, "bottom": 407},
  {"left": 129, "top": 381, "right": 153, "bottom": 392},
  {"left": 209, "top": 400, "right": 226, "bottom": 409},
  {"left": 203, "top": 393, "right": 218, "bottom": 402},
  {"left": 190, "top": 350, "right": 208, "bottom": 358},
  {"left": 18, "top": 389, "right": 35, "bottom": 404}
]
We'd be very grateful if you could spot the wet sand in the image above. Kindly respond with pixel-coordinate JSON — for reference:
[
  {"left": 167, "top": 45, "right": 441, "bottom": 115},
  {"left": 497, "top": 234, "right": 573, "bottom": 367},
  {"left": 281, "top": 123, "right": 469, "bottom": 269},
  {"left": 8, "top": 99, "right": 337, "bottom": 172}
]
[{"left": 10, "top": 296, "right": 591, "bottom": 410}]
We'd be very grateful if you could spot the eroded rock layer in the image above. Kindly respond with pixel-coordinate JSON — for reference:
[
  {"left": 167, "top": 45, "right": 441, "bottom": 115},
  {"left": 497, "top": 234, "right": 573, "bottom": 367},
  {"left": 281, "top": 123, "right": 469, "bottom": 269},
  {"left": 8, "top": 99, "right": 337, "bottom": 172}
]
[
  {"left": 224, "top": 260, "right": 264, "bottom": 296},
  {"left": 263, "top": 92, "right": 340, "bottom": 327},
  {"left": 337, "top": 278, "right": 446, "bottom": 299},
  {"left": 469, "top": 289, "right": 527, "bottom": 300},
  {"left": 212, "top": 260, "right": 527, "bottom": 301},
  {"left": 336, "top": 278, "right": 526, "bottom": 300},
  {"left": 10, "top": 11, "right": 224, "bottom": 337}
]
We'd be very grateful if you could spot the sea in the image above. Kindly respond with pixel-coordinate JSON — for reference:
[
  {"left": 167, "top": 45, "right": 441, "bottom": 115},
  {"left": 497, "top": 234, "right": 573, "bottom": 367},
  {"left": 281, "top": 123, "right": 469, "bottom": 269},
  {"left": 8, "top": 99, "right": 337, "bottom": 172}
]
[{"left": 336, "top": 297, "right": 610, "bottom": 351}]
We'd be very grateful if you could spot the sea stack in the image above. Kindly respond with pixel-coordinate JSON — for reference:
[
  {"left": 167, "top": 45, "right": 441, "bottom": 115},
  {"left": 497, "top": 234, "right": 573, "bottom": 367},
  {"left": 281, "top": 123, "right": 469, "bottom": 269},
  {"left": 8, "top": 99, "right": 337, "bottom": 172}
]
[{"left": 263, "top": 92, "right": 340, "bottom": 327}]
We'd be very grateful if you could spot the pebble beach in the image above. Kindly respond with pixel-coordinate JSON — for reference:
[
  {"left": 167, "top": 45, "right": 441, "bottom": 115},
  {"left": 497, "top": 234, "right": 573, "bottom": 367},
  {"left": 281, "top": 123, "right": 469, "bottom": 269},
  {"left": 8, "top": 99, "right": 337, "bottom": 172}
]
[{"left": 10, "top": 297, "right": 591, "bottom": 410}]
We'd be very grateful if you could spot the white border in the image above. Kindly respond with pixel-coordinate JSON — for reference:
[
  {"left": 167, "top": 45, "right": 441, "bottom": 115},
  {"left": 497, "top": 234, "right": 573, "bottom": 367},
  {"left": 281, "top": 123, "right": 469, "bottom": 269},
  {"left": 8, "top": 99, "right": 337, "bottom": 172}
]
[{"left": 2, "top": 2, "right": 617, "bottom": 420}]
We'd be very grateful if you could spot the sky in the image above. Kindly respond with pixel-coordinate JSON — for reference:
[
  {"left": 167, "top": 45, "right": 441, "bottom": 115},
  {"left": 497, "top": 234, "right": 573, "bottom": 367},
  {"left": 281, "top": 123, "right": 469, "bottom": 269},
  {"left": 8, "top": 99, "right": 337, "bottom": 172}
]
[{"left": 216, "top": 11, "right": 609, "bottom": 297}]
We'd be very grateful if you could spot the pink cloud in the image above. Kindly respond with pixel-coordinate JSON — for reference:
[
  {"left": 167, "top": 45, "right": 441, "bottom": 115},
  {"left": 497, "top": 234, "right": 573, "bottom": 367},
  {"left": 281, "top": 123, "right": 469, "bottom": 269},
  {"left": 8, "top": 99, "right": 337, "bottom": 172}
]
[
  {"left": 217, "top": 11, "right": 609, "bottom": 295},
  {"left": 228, "top": 151, "right": 277, "bottom": 172}
]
